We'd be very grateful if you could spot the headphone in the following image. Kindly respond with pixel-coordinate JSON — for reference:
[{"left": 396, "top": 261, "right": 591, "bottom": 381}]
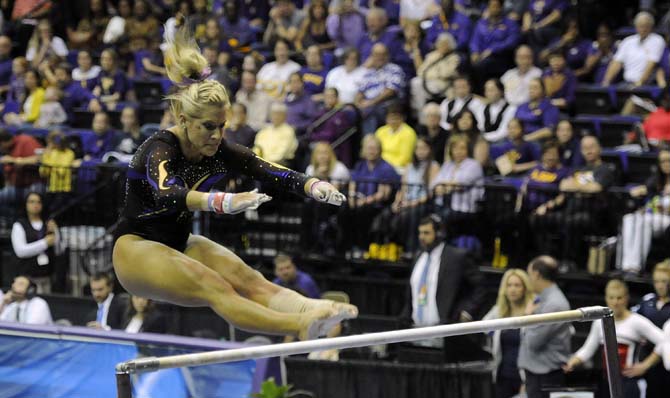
[{"left": 427, "top": 213, "right": 446, "bottom": 241}]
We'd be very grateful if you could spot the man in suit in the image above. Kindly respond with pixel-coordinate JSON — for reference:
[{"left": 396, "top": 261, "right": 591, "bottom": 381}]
[{"left": 85, "top": 272, "right": 126, "bottom": 330}]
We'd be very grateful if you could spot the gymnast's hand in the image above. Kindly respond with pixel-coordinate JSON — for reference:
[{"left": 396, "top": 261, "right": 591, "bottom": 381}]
[
  {"left": 208, "top": 189, "right": 272, "bottom": 214},
  {"left": 310, "top": 180, "right": 346, "bottom": 206}
]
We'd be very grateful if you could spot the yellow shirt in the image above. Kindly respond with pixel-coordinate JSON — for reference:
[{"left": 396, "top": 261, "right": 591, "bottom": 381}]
[
  {"left": 40, "top": 148, "right": 75, "bottom": 192},
  {"left": 23, "top": 87, "right": 45, "bottom": 123},
  {"left": 375, "top": 123, "right": 417, "bottom": 169},
  {"left": 253, "top": 123, "right": 298, "bottom": 165}
]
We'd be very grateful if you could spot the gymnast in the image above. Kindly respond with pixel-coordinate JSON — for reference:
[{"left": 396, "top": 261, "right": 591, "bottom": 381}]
[{"left": 113, "top": 27, "right": 357, "bottom": 340}]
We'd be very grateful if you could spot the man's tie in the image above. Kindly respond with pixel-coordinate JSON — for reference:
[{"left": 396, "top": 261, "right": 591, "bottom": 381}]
[
  {"left": 416, "top": 252, "right": 431, "bottom": 324},
  {"left": 96, "top": 303, "right": 104, "bottom": 324}
]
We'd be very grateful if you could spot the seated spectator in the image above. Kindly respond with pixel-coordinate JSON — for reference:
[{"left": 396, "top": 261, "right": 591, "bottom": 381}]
[
  {"left": 131, "top": 37, "right": 166, "bottom": 79},
  {"left": 300, "top": 45, "right": 330, "bottom": 99},
  {"left": 602, "top": 12, "right": 664, "bottom": 87},
  {"left": 66, "top": 0, "right": 110, "bottom": 51},
  {"left": 563, "top": 279, "right": 665, "bottom": 398},
  {"left": 483, "top": 269, "right": 534, "bottom": 398},
  {"left": 305, "top": 141, "right": 351, "bottom": 187},
  {"left": 469, "top": 0, "right": 521, "bottom": 87},
  {"left": 92, "top": 49, "right": 128, "bottom": 111},
  {"left": 525, "top": 140, "right": 570, "bottom": 214},
  {"left": 285, "top": 73, "right": 319, "bottom": 134},
  {"left": 539, "top": 16, "right": 591, "bottom": 70},
  {"left": 0, "top": 35, "right": 13, "bottom": 97},
  {"left": 452, "top": 109, "right": 490, "bottom": 167},
  {"left": 102, "top": 0, "right": 133, "bottom": 46},
  {"left": 40, "top": 131, "right": 76, "bottom": 210},
  {"left": 72, "top": 50, "right": 101, "bottom": 90},
  {"left": 85, "top": 272, "right": 126, "bottom": 330},
  {"left": 202, "top": 45, "right": 237, "bottom": 92},
  {"left": 198, "top": 17, "right": 229, "bottom": 53},
  {"left": 325, "top": 48, "right": 366, "bottom": 105},
  {"left": 357, "top": 7, "right": 398, "bottom": 63},
  {"left": 224, "top": 103, "right": 256, "bottom": 148},
  {"left": 479, "top": 78, "right": 517, "bottom": 143},
  {"left": 0, "top": 276, "right": 52, "bottom": 325},
  {"left": 393, "top": 21, "right": 426, "bottom": 80},
  {"left": 190, "top": 0, "right": 211, "bottom": 39},
  {"left": 619, "top": 149, "right": 670, "bottom": 274},
  {"left": 555, "top": 120, "right": 584, "bottom": 168},
  {"left": 253, "top": 102, "right": 298, "bottom": 166},
  {"left": 375, "top": 103, "right": 417, "bottom": 172},
  {"left": 417, "top": 103, "right": 450, "bottom": 164},
  {"left": 492, "top": 118, "right": 540, "bottom": 176},
  {"left": 515, "top": 78, "right": 559, "bottom": 141},
  {"left": 326, "top": 0, "right": 366, "bottom": 53},
  {"left": 122, "top": 295, "right": 167, "bottom": 334},
  {"left": 263, "top": 0, "right": 304, "bottom": 49},
  {"left": 0, "top": 130, "right": 44, "bottom": 210},
  {"left": 296, "top": 0, "right": 333, "bottom": 51},
  {"left": 3, "top": 69, "right": 45, "bottom": 126},
  {"left": 115, "top": 106, "right": 145, "bottom": 155},
  {"left": 501, "top": 45, "right": 542, "bottom": 106},
  {"left": 272, "top": 253, "right": 320, "bottom": 298},
  {"left": 440, "top": 76, "right": 485, "bottom": 131},
  {"left": 355, "top": 43, "right": 405, "bottom": 134},
  {"left": 400, "top": 0, "right": 441, "bottom": 22},
  {"left": 4, "top": 57, "right": 28, "bottom": 110},
  {"left": 124, "top": 0, "right": 160, "bottom": 53},
  {"left": 521, "top": 0, "right": 568, "bottom": 55},
  {"left": 542, "top": 51, "right": 576, "bottom": 111},
  {"left": 10, "top": 192, "right": 59, "bottom": 292},
  {"left": 84, "top": 112, "right": 119, "bottom": 161},
  {"left": 430, "top": 134, "right": 484, "bottom": 238},
  {"left": 641, "top": 88, "right": 670, "bottom": 148},
  {"left": 34, "top": 86, "right": 66, "bottom": 129},
  {"left": 257, "top": 39, "right": 301, "bottom": 99},
  {"left": 219, "top": 0, "right": 256, "bottom": 51},
  {"left": 410, "top": 32, "right": 460, "bottom": 117},
  {"left": 424, "top": 0, "right": 472, "bottom": 52},
  {"left": 236, "top": 71, "right": 273, "bottom": 131},
  {"left": 309, "top": 87, "right": 354, "bottom": 166},
  {"left": 576, "top": 23, "right": 617, "bottom": 84},
  {"left": 49, "top": 63, "right": 102, "bottom": 122},
  {"left": 26, "top": 19, "right": 68, "bottom": 68}
]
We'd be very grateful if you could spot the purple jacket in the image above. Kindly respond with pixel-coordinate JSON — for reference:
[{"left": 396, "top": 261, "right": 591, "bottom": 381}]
[
  {"left": 273, "top": 270, "right": 320, "bottom": 299},
  {"left": 357, "top": 27, "right": 401, "bottom": 63},
  {"left": 424, "top": 11, "right": 472, "bottom": 52},
  {"left": 515, "top": 98, "right": 559, "bottom": 134},
  {"left": 326, "top": 10, "right": 366, "bottom": 50},
  {"left": 542, "top": 67, "right": 576, "bottom": 105},
  {"left": 285, "top": 92, "right": 319, "bottom": 132},
  {"left": 469, "top": 17, "right": 520, "bottom": 55},
  {"left": 310, "top": 106, "right": 355, "bottom": 166}
]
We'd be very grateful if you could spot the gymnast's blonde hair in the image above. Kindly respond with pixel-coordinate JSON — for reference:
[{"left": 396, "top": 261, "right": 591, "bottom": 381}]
[{"left": 163, "top": 25, "right": 230, "bottom": 120}]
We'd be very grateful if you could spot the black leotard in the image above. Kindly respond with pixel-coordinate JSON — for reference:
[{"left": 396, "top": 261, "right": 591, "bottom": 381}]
[{"left": 115, "top": 130, "right": 310, "bottom": 251}]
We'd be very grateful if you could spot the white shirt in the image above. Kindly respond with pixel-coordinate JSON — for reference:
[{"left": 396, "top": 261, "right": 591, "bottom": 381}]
[
  {"left": 26, "top": 36, "right": 68, "bottom": 61},
  {"left": 500, "top": 66, "right": 542, "bottom": 106},
  {"left": 257, "top": 60, "right": 301, "bottom": 99},
  {"left": 72, "top": 65, "right": 102, "bottom": 82},
  {"left": 98, "top": 292, "right": 115, "bottom": 329},
  {"left": 614, "top": 32, "right": 665, "bottom": 83},
  {"left": 439, "top": 95, "right": 485, "bottom": 130},
  {"left": 478, "top": 99, "right": 517, "bottom": 143},
  {"left": 125, "top": 315, "right": 143, "bottom": 333},
  {"left": 410, "top": 242, "right": 445, "bottom": 327},
  {"left": 11, "top": 221, "right": 47, "bottom": 258},
  {"left": 325, "top": 65, "right": 367, "bottom": 104},
  {"left": 400, "top": 0, "right": 434, "bottom": 21},
  {"left": 306, "top": 161, "right": 351, "bottom": 181},
  {"left": 0, "top": 298, "right": 52, "bottom": 325}
]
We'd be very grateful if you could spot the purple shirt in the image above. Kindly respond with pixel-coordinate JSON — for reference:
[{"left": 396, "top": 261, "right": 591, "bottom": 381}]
[
  {"left": 310, "top": 106, "right": 355, "bottom": 166},
  {"left": 559, "top": 136, "right": 584, "bottom": 169},
  {"left": 545, "top": 37, "right": 592, "bottom": 70},
  {"left": 528, "top": 0, "right": 568, "bottom": 23},
  {"left": 273, "top": 270, "right": 320, "bottom": 299},
  {"left": 351, "top": 158, "right": 400, "bottom": 197},
  {"left": 300, "top": 66, "right": 329, "bottom": 96},
  {"left": 80, "top": 130, "right": 119, "bottom": 160},
  {"left": 61, "top": 81, "right": 96, "bottom": 122},
  {"left": 0, "top": 58, "right": 12, "bottom": 86},
  {"left": 219, "top": 16, "right": 257, "bottom": 45},
  {"left": 357, "top": 27, "right": 401, "bottom": 63},
  {"left": 588, "top": 42, "right": 618, "bottom": 84},
  {"left": 470, "top": 17, "right": 520, "bottom": 55},
  {"left": 542, "top": 67, "right": 576, "bottom": 105},
  {"left": 424, "top": 11, "right": 472, "bottom": 52},
  {"left": 285, "top": 92, "right": 319, "bottom": 132},
  {"left": 515, "top": 98, "right": 559, "bottom": 134},
  {"left": 326, "top": 10, "right": 366, "bottom": 50},
  {"left": 524, "top": 164, "right": 571, "bottom": 210},
  {"left": 95, "top": 69, "right": 129, "bottom": 98},
  {"left": 491, "top": 139, "right": 540, "bottom": 165}
]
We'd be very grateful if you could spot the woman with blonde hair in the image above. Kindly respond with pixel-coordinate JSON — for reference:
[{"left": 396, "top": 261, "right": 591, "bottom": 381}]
[
  {"left": 306, "top": 142, "right": 350, "bottom": 188},
  {"left": 483, "top": 269, "right": 534, "bottom": 398},
  {"left": 112, "top": 26, "right": 356, "bottom": 341}
]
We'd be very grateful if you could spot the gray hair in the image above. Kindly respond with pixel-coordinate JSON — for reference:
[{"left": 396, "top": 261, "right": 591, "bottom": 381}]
[
  {"left": 634, "top": 11, "right": 654, "bottom": 27},
  {"left": 436, "top": 32, "right": 456, "bottom": 50},
  {"left": 270, "top": 102, "right": 287, "bottom": 114},
  {"left": 422, "top": 102, "right": 441, "bottom": 117}
]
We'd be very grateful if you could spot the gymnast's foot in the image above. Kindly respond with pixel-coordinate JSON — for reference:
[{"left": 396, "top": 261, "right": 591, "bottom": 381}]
[{"left": 299, "top": 302, "right": 359, "bottom": 340}]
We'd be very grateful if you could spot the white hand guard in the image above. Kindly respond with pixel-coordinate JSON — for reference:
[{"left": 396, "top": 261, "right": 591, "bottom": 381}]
[
  {"left": 310, "top": 181, "right": 346, "bottom": 206},
  {"left": 208, "top": 189, "right": 272, "bottom": 214}
]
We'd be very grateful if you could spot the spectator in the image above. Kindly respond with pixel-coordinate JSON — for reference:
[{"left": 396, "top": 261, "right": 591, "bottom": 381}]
[
  {"left": 522, "top": 0, "right": 568, "bottom": 55},
  {"left": 85, "top": 272, "right": 125, "bottom": 330},
  {"left": 10, "top": 192, "right": 59, "bottom": 293},
  {"left": 236, "top": 71, "right": 273, "bottom": 131},
  {"left": 483, "top": 269, "right": 535, "bottom": 398},
  {"left": 356, "top": 7, "right": 398, "bottom": 63},
  {"left": 65, "top": 0, "right": 110, "bottom": 51},
  {"left": 470, "top": 0, "right": 521, "bottom": 87},
  {"left": 479, "top": 78, "right": 517, "bottom": 143},
  {"left": 253, "top": 102, "right": 298, "bottom": 166},
  {"left": 0, "top": 129, "right": 43, "bottom": 208},
  {"left": 439, "top": 76, "right": 485, "bottom": 131},
  {"left": 424, "top": 0, "right": 472, "bottom": 53},
  {"left": 300, "top": 45, "right": 330, "bottom": 100},
  {"left": 84, "top": 112, "right": 119, "bottom": 161},
  {"left": 417, "top": 103, "right": 450, "bottom": 164},
  {"left": 518, "top": 255, "right": 571, "bottom": 398},
  {"left": 399, "top": 215, "right": 486, "bottom": 339},
  {"left": 257, "top": 39, "right": 301, "bottom": 99},
  {"left": 26, "top": 19, "right": 68, "bottom": 68},
  {"left": 539, "top": 16, "right": 591, "bottom": 70},
  {"left": 6, "top": 57, "right": 28, "bottom": 110},
  {"left": 619, "top": 149, "right": 670, "bottom": 274},
  {"left": 492, "top": 118, "right": 540, "bottom": 176},
  {"left": 285, "top": 72, "right": 319, "bottom": 134},
  {"left": 0, "top": 276, "right": 52, "bottom": 325},
  {"left": 326, "top": 0, "right": 366, "bottom": 53},
  {"left": 124, "top": 0, "right": 160, "bottom": 53},
  {"left": 219, "top": 0, "right": 256, "bottom": 52},
  {"left": 102, "top": 0, "right": 134, "bottom": 46},
  {"left": 122, "top": 295, "right": 167, "bottom": 334},
  {"left": 296, "top": 0, "right": 333, "bottom": 51},
  {"left": 577, "top": 23, "right": 618, "bottom": 84},
  {"left": 355, "top": 43, "right": 405, "bottom": 134},
  {"left": 263, "top": 0, "right": 305, "bottom": 48},
  {"left": 50, "top": 63, "right": 102, "bottom": 122},
  {"left": 190, "top": 0, "right": 211, "bottom": 39},
  {"left": 130, "top": 36, "right": 166, "bottom": 79},
  {"left": 393, "top": 21, "right": 426, "bottom": 80},
  {"left": 309, "top": 87, "right": 354, "bottom": 166},
  {"left": 602, "top": 12, "right": 664, "bottom": 87},
  {"left": 563, "top": 279, "right": 664, "bottom": 398},
  {"left": 641, "top": 88, "right": 670, "bottom": 148},
  {"left": 452, "top": 109, "right": 490, "bottom": 167},
  {"left": 202, "top": 45, "right": 237, "bottom": 92},
  {"left": 306, "top": 141, "right": 351, "bottom": 185},
  {"left": 272, "top": 253, "right": 321, "bottom": 299},
  {"left": 400, "top": 0, "right": 439, "bottom": 22},
  {"left": 3, "top": 69, "right": 44, "bottom": 126},
  {"left": 555, "top": 119, "right": 584, "bottom": 168},
  {"left": 410, "top": 32, "right": 460, "bottom": 117},
  {"left": 375, "top": 103, "right": 417, "bottom": 172},
  {"left": 224, "top": 103, "right": 256, "bottom": 149},
  {"left": 40, "top": 131, "right": 76, "bottom": 210},
  {"left": 115, "top": 106, "right": 145, "bottom": 155},
  {"left": 501, "top": 45, "right": 542, "bottom": 106},
  {"left": 34, "top": 86, "right": 66, "bottom": 129},
  {"left": 525, "top": 140, "right": 570, "bottom": 214},
  {"left": 198, "top": 17, "right": 228, "bottom": 53},
  {"left": 325, "top": 48, "right": 366, "bottom": 105},
  {"left": 72, "top": 50, "right": 101, "bottom": 90},
  {"left": 0, "top": 35, "right": 13, "bottom": 96},
  {"left": 515, "top": 78, "right": 559, "bottom": 141},
  {"left": 542, "top": 51, "right": 576, "bottom": 111}
]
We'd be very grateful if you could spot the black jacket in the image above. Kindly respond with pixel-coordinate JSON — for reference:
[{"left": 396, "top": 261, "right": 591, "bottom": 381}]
[
  {"left": 121, "top": 310, "right": 168, "bottom": 334},
  {"left": 85, "top": 293, "right": 127, "bottom": 329}
]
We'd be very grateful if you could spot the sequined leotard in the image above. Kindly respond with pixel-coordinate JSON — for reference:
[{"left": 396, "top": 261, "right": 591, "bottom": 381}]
[{"left": 115, "top": 130, "right": 310, "bottom": 251}]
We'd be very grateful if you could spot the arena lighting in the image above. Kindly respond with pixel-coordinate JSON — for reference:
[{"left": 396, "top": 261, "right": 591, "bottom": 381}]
[{"left": 116, "top": 306, "right": 623, "bottom": 398}]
